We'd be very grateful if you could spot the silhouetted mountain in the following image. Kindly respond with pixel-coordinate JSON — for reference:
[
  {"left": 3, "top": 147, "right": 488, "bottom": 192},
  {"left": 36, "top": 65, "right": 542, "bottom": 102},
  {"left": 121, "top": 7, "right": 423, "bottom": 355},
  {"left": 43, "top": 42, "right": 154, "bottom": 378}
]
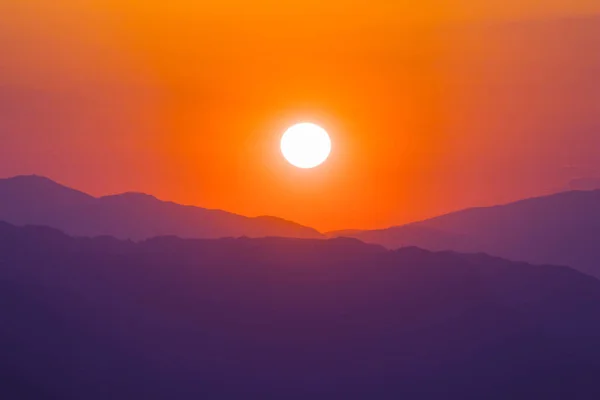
[
  {"left": 328, "top": 190, "right": 600, "bottom": 278},
  {"left": 0, "top": 175, "right": 322, "bottom": 240},
  {"left": 1, "top": 221, "right": 600, "bottom": 399}
]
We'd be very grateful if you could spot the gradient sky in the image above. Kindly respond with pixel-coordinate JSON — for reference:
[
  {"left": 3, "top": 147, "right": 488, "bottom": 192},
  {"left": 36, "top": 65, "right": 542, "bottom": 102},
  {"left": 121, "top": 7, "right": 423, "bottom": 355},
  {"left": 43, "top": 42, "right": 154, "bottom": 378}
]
[{"left": 1, "top": 1, "right": 599, "bottom": 231}]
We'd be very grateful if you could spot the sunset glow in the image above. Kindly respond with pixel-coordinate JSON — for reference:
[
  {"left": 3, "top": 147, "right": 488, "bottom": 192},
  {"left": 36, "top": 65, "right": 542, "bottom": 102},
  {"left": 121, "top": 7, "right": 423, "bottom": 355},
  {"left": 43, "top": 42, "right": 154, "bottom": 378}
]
[
  {"left": 1, "top": 1, "right": 599, "bottom": 233},
  {"left": 1, "top": 1, "right": 600, "bottom": 398}
]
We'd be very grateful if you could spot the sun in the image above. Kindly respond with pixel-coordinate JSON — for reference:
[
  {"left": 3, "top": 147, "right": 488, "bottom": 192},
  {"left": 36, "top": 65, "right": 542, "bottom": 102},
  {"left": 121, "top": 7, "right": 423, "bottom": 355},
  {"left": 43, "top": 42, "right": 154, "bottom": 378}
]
[{"left": 280, "top": 123, "right": 332, "bottom": 169}]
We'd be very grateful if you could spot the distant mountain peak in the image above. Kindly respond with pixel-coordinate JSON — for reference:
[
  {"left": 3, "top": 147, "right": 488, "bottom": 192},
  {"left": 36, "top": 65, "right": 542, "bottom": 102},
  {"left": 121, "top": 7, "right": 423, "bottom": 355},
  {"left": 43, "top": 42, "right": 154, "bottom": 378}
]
[
  {"left": 2, "top": 174, "right": 63, "bottom": 185},
  {"left": 100, "top": 192, "right": 160, "bottom": 203},
  {"left": 0, "top": 174, "right": 93, "bottom": 202}
]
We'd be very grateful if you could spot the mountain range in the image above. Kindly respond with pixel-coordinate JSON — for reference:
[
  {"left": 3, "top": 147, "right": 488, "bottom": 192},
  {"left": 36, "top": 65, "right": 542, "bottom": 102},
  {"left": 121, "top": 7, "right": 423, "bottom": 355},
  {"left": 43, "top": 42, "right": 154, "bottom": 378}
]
[
  {"left": 2, "top": 175, "right": 599, "bottom": 279},
  {"left": 1, "top": 221, "right": 600, "bottom": 399},
  {"left": 0, "top": 175, "right": 322, "bottom": 240},
  {"left": 328, "top": 190, "right": 600, "bottom": 278}
]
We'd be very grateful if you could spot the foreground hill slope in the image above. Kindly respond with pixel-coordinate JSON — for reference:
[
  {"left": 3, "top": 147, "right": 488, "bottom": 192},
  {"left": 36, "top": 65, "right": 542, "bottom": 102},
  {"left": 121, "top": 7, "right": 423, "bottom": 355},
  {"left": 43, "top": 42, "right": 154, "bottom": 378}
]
[
  {"left": 0, "top": 175, "right": 322, "bottom": 240},
  {"left": 329, "top": 190, "right": 600, "bottom": 278},
  {"left": 1, "top": 222, "right": 600, "bottom": 399}
]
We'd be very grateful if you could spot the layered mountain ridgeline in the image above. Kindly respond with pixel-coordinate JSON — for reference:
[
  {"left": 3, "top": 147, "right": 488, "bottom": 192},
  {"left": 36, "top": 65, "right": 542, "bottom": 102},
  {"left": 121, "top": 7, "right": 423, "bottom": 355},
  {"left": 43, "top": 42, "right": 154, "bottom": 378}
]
[
  {"left": 329, "top": 190, "right": 600, "bottom": 278},
  {"left": 0, "top": 175, "right": 322, "bottom": 240},
  {"left": 1, "top": 222, "right": 600, "bottom": 399}
]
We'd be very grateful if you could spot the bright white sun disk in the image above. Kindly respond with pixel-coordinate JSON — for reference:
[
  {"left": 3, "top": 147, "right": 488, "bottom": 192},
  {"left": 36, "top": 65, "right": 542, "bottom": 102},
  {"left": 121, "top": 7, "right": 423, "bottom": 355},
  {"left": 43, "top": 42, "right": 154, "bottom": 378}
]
[{"left": 280, "top": 123, "right": 331, "bottom": 169}]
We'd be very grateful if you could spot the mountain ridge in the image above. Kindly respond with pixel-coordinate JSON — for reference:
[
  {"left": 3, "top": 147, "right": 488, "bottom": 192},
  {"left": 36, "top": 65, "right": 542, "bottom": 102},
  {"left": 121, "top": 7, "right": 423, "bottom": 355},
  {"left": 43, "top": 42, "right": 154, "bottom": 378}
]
[
  {"left": 328, "top": 189, "right": 600, "bottom": 278},
  {"left": 0, "top": 175, "right": 323, "bottom": 240},
  {"left": 1, "top": 220, "right": 600, "bottom": 399}
]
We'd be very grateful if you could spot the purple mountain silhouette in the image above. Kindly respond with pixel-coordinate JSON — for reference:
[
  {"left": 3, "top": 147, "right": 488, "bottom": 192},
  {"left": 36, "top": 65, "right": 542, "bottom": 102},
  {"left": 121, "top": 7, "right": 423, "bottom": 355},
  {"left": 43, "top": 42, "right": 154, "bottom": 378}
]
[
  {"left": 0, "top": 175, "right": 323, "bottom": 240},
  {"left": 1, "top": 221, "right": 600, "bottom": 399},
  {"left": 328, "top": 190, "right": 600, "bottom": 278}
]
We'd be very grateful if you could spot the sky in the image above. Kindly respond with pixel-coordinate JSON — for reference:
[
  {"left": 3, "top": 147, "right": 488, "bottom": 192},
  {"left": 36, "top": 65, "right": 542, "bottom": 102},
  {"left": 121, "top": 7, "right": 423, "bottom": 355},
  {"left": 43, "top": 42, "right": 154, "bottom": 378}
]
[{"left": 1, "top": 1, "right": 599, "bottom": 231}]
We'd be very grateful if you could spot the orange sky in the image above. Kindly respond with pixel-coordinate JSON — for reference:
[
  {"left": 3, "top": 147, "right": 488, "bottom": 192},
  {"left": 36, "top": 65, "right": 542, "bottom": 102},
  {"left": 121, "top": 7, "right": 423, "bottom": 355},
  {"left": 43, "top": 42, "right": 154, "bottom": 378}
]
[{"left": 1, "top": 1, "right": 599, "bottom": 231}]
